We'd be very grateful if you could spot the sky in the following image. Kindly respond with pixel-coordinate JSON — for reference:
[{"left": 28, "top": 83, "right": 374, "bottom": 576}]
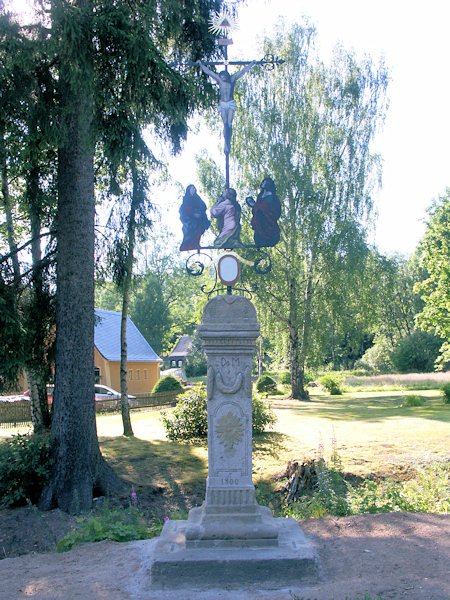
[
  {"left": 7, "top": 0, "right": 450, "bottom": 256},
  {"left": 167, "top": 0, "right": 450, "bottom": 256}
]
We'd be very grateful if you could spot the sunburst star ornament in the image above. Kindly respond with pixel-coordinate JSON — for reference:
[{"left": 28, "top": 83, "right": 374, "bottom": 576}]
[
  {"left": 209, "top": 10, "right": 237, "bottom": 37},
  {"left": 216, "top": 411, "right": 243, "bottom": 453}
]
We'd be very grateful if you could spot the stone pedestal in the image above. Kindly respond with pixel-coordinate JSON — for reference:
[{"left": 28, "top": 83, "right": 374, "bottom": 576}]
[
  {"left": 187, "top": 295, "right": 278, "bottom": 548},
  {"left": 150, "top": 295, "right": 318, "bottom": 588}
]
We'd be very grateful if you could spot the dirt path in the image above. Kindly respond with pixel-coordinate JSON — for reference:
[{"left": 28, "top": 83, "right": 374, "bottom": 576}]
[{"left": 0, "top": 512, "right": 448, "bottom": 600}]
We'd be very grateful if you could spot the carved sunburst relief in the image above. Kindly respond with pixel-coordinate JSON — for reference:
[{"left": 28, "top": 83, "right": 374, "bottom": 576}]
[{"left": 216, "top": 411, "right": 243, "bottom": 453}]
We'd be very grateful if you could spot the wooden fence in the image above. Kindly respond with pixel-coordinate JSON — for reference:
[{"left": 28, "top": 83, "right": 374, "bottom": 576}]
[{"left": 0, "top": 390, "right": 182, "bottom": 429}]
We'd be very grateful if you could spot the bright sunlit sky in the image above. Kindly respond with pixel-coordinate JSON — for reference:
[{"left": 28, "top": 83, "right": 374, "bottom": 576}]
[{"left": 8, "top": 0, "right": 450, "bottom": 256}]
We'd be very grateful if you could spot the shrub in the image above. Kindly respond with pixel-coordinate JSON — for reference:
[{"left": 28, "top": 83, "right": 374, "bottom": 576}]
[
  {"left": 441, "top": 383, "right": 450, "bottom": 404},
  {"left": 152, "top": 374, "right": 184, "bottom": 394},
  {"left": 279, "top": 371, "right": 291, "bottom": 385},
  {"left": 252, "top": 391, "right": 276, "bottom": 433},
  {"left": 255, "top": 374, "right": 276, "bottom": 393},
  {"left": 318, "top": 373, "right": 343, "bottom": 395},
  {"left": 57, "top": 503, "right": 162, "bottom": 552},
  {"left": 161, "top": 384, "right": 208, "bottom": 440},
  {"left": 161, "top": 384, "right": 276, "bottom": 440},
  {"left": 347, "top": 463, "right": 449, "bottom": 514},
  {"left": 357, "top": 336, "right": 394, "bottom": 373},
  {"left": 0, "top": 433, "right": 51, "bottom": 507},
  {"left": 401, "top": 394, "right": 426, "bottom": 407},
  {"left": 391, "top": 330, "right": 442, "bottom": 373}
]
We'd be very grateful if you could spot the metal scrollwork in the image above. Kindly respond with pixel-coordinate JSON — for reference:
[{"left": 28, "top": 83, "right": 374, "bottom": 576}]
[
  {"left": 186, "top": 251, "right": 212, "bottom": 277},
  {"left": 261, "top": 53, "right": 285, "bottom": 71},
  {"left": 253, "top": 250, "right": 272, "bottom": 275},
  {"left": 186, "top": 248, "right": 271, "bottom": 298}
]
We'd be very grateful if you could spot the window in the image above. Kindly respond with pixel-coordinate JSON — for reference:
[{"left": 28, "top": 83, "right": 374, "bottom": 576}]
[
  {"left": 94, "top": 367, "right": 101, "bottom": 383},
  {"left": 178, "top": 360, "right": 182, "bottom": 367},
  {"left": 171, "top": 360, "right": 176, "bottom": 367},
  {"left": 144, "top": 370, "right": 148, "bottom": 380},
  {"left": 129, "top": 370, "right": 133, "bottom": 381},
  {"left": 136, "top": 370, "right": 140, "bottom": 381}
]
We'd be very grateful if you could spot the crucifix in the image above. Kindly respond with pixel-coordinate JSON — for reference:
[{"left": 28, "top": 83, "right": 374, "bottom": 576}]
[{"left": 195, "top": 11, "right": 284, "bottom": 188}]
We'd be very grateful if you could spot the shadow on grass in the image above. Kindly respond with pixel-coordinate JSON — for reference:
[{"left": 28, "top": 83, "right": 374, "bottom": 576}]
[
  {"left": 99, "top": 435, "right": 208, "bottom": 518},
  {"left": 273, "top": 393, "right": 450, "bottom": 424},
  {"left": 252, "top": 431, "right": 289, "bottom": 458}
]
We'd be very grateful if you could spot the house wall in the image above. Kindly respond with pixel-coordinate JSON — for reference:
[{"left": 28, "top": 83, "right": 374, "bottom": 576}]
[{"left": 94, "top": 348, "right": 160, "bottom": 394}]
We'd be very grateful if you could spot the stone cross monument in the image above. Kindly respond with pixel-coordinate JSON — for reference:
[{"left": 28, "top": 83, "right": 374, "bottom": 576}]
[
  {"left": 150, "top": 9, "right": 318, "bottom": 590},
  {"left": 150, "top": 295, "right": 318, "bottom": 588},
  {"left": 185, "top": 295, "right": 278, "bottom": 547}
]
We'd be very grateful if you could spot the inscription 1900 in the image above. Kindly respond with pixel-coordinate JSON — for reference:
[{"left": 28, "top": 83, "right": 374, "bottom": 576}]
[{"left": 221, "top": 474, "right": 239, "bottom": 485}]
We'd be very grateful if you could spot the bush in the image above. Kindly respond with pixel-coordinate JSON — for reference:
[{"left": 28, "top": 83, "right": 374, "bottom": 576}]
[
  {"left": 252, "top": 391, "right": 276, "bottom": 433},
  {"left": 440, "top": 383, "right": 450, "bottom": 404},
  {"left": 161, "top": 384, "right": 276, "bottom": 440},
  {"left": 279, "top": 371, "right": 291, "bottom": 385},
  {"left": 318, "top": 373, "right": 343, "bottom": 395},
  {"left": 401, "top": 394, "right": 426, "bottom": 407},
  {"left": 0, "top": 433, "right": 51, "bottom": 507},
  {"left": 255, "top": 374, "right": 276, "bottom": 393},
  {"left": 57, "top": 502, "right": 162, "bottom": 552},
  {"left": 152, "top": 374, "right": 184, "bottom": 394},
  {"left": 356, "top": 336, "right": 394, "bottom": 373},
  {"left": 161, "top": 384, "right": 208, "bottom": 440},
  {"left": 391, "top": 330, "right": 442, "bottom": 373}
]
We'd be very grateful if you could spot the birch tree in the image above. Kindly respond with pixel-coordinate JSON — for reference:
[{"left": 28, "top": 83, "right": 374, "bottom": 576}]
[{"left": 232, "top": 24, "right": 388, "bottom": 398}]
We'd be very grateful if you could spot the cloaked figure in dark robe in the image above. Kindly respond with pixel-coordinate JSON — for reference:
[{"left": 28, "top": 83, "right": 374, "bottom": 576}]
[
  {"left": 179, "top": 184, "right": 210, "bottom": 251},
  {"left": 245, "top": 177, "right": 281, "bottom": 247}
]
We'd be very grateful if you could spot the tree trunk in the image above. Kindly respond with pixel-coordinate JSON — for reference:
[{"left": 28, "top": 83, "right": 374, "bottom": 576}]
[
  {"left": 296, "top": 252, "right": 315, "bottom": 400},
  {"left": 26, "top": 159, "right": 51, "bottom": 431},
  {"left": 0, "top": 136, "right": 20, "bottom": 283},
  {"left": 40, "top": 1, "right": 124, "bottom": 512},
  {"left": 257, "top": 336, "right": 263, "bottom": 379},
  {"left": 26, "top": 367, "right": 50, "bottom": 433},
  {"left": 118, "top": 153, "right": 143, "bottom": 438},
  {"left": 120, "top": 282, "right": 133, "bottom": 437},
  {"left": 288, "top": 275, "right": 309, "bottom": 400}
]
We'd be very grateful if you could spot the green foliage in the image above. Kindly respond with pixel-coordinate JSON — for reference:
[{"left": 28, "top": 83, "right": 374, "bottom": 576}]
[
  {"left": 57, "top": 503, "right": 162, "bottom": 552},
  {"left": 347, "top": 464, "right": 449, "bottom": 515},
  {"left": 227, "top": 23, "right": 388, "bottom": 394},
  {"left": 401, "top": 394, "right": 426, "bottom": 407},
  {"left": 161, "top": 383, "right": 208, "bottom": 440},
  {"left": 277, "top": 370, "right": 315, "bottom": 386},
  {"left": 440, "top": 383, "right": 450, "bottom": 404},
  {"left": 129, "top": 273, "right": 170, "bottom": 356},
  {"left": 279, "top": 371, "right": 291, "bottom": 385},
  {"left": 283, "top": 444, "right": 449, "bottom": 519},
  {"left": 161, "top": 384, "right": 276, "bottom": 440},
  {"left": 0, "top": 278, "right": 25, "bottom": 391},
  {"left": 184, "top": 330, "right": 207, "bottom": 377},
  {"left": 152, "top": 374, "right": 184, "bottom": 394},
  {"left": 415, "top": 191, "right": 450, "bottom": 367},
  {"left": 0, "top": 434, "right": 51, "bottom": 507},
  {"left": 356, "top": 335, "right": 394, "bottom": 373},
  {"left": 318, "top": 373, "right": 343, "bottom": 395},
  {"left": 251, "top": 391, "right": 277, "bottom": 434},
  {"left": 391, "top": 330, "right": 443, "bottom": 373},
  {"left": 255, "top": 374, "right": 277, "bottom": 393}
]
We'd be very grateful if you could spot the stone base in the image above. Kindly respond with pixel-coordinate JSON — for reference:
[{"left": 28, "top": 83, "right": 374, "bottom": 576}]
[
  {"left": 150, "top": 517, "right": 319, "bottom": 589},
  {"left": 185, "top": 504, "right": 279, "bottom": 548}
]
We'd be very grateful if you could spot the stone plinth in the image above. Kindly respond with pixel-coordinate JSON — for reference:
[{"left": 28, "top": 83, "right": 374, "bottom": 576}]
[{"left": 150, "top": 295, "right": 318, "bottom": 588}]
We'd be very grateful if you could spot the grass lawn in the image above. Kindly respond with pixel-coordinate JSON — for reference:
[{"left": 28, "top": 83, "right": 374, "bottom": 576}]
[{"left": 95, "top": 389, "right": 449, "bottom": 517}]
